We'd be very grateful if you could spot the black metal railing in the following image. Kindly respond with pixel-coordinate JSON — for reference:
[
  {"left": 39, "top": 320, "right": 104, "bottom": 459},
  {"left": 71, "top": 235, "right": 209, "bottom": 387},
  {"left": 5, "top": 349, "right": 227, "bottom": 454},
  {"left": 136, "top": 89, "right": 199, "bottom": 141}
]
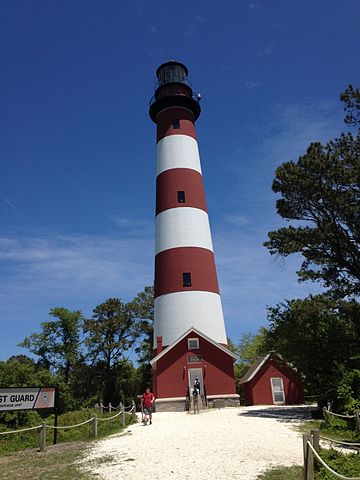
[{"left": 149, "top": 90, "right": 200, "bottom": 108}]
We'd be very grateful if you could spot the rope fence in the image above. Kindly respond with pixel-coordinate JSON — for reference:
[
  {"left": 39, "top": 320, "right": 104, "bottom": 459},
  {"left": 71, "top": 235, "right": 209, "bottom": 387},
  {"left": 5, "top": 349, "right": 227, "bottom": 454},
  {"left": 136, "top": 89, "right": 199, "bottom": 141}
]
[
  {"left": 0, "top": 424, "right": 42, "bottom": 435},
  {"left": 303, "top": 430, "right": 360, "bottom": 480},
  {"left": 0, "top": 399, "right": 137, "bottom": 452},
  {"left": 323, "top": 407, "right": 360, "bottom": 434}
]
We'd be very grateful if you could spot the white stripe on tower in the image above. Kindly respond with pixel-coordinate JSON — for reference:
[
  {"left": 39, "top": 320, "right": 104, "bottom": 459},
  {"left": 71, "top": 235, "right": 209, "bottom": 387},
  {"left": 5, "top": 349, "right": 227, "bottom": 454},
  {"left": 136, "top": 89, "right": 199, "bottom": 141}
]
[{"left": 149, "top": 61, "right": 228, "bottom": 348}]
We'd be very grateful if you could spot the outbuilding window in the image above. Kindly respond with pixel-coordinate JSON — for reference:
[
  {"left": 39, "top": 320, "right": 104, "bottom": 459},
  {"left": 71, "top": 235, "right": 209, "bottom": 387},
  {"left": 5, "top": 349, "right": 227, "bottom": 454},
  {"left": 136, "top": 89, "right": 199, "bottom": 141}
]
[{"left": 173, "top": 118, "right": 180, "bottom": 129}]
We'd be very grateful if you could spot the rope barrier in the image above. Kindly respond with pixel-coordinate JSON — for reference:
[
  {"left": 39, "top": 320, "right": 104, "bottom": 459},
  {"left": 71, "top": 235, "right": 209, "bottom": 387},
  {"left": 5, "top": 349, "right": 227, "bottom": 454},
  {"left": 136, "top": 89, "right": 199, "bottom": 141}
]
[
  {"left": 124, "top": 404, "right": 134, "bottom": 412},
  {"left": 100, "top": 403, "right": 121, "bottom": 410},
  {"left": 46, "top": 418, "right": 94, "bottom": 430},
  {"left": 307, "top": 441, "right": 360, "bottom": 480},
  {"left": 97, "top": 410, "right": 123, "bottom": 422},
  {"left": 320, "top": 435, "right": 360, "bottom": 447},
  {"left": 325, "top": 409, "right": 356, "bottom": 419},
  {"left": 0, "top": 425, "right": 42, "bottom": 435}
]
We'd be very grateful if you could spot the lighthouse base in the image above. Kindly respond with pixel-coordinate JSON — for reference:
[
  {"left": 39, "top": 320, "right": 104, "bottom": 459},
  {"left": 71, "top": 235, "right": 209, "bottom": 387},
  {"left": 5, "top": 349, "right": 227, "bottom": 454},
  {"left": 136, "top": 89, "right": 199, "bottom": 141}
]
[{"left": 154, "top": 394, "right": 240, "bottom": 412}]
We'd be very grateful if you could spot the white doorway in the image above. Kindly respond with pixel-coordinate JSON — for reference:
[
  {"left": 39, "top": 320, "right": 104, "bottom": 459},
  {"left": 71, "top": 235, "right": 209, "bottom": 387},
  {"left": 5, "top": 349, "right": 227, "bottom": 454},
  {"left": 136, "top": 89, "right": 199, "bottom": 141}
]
[
  {"left": 270, "top": 377, "right": 285, "bottom": 404},
  {"left": 188, "top": 368, "right": 203, "bottom": 395}
]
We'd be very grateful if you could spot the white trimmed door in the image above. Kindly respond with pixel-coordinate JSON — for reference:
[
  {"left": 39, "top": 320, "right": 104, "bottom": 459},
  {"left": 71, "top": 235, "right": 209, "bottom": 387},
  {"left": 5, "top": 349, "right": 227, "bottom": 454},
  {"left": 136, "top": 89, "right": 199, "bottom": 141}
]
[{"left": 188, "top": 368, "right": 203, "bottom": 395}]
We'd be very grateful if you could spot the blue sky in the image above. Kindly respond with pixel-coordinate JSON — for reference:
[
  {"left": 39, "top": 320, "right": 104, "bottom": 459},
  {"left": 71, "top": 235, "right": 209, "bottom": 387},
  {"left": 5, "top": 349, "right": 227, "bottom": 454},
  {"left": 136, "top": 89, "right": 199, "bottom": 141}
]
[{"left": 1, "top": 1, "right": 359, "bottom": 361}]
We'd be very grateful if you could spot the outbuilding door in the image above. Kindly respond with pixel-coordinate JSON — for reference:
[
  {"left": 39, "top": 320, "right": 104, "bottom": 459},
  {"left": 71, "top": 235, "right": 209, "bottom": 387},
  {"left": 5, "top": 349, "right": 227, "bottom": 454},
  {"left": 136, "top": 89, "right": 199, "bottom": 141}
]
[
  {"left": 270, "top": 377, "right": 285, "bottom": 404},
  {"left": 188, "top": 368, "right": 203, "bottom": 395}
]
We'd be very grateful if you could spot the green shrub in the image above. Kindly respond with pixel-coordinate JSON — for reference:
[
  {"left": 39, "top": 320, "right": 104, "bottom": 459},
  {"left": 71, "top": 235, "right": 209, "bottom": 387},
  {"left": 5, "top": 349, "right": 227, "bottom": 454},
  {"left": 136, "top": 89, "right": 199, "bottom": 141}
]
[{"left": 315, "top": 448, "right": 360, "bottom": 480}]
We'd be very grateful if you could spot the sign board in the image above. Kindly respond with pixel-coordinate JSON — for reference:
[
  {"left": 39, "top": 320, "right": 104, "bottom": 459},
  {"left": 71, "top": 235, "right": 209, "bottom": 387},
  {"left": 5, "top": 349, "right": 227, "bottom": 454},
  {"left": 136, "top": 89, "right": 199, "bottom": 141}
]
[{"left": 0, "top": 387, "right": 56, "bottom": 412}]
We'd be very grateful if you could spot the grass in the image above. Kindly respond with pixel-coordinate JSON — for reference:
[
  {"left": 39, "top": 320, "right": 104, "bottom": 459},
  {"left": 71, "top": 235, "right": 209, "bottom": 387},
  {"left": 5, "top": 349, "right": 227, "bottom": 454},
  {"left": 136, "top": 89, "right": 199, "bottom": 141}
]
[
  {"left": 0, "top": 409, "right": 137, "bottom": 479},
  {"left": 258, "top": 418, "right": 360, "bottom": 480},
  {"left": 0, "top": 441, "right": 93, "bottom": 479},
  {"left": 256, "top": 465, "right": 303, "bottom": 479},
  {"left": 0, "top": 409, "right": 135, "bottom": 455}
]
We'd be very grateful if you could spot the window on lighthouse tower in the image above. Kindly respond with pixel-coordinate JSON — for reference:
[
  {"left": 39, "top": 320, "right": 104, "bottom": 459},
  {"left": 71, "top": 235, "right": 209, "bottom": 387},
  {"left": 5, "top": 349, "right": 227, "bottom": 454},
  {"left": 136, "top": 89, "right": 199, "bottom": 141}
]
[
  {"left": 173, "top": 118, "right": 180, "bottom": 129},
  {"left": 177, "top": 191, "right": 186, "bottom": 203},
  {"left": 183, "top": 272, "right": 192, "bottom": 287}
]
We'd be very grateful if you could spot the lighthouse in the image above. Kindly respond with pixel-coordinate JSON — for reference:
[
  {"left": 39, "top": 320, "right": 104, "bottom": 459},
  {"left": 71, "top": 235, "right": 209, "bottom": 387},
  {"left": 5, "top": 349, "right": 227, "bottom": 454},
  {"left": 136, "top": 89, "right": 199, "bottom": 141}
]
[{"left": 149, "top": 61, "right": 238, "bottom": 411}]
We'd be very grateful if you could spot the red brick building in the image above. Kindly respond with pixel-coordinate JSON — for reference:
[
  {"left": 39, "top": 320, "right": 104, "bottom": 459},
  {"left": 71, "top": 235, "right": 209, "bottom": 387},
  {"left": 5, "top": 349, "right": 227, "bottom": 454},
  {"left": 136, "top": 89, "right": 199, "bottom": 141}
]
[{"left": 239, "top": 353, "right": 304, "bottom": 406}]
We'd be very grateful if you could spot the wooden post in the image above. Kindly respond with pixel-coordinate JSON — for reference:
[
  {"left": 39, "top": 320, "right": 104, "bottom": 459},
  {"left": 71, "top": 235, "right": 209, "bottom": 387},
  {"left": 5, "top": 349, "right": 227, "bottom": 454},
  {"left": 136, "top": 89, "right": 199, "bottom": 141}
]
[
  {"left": 307, "top": 438, "right": 314, "bottom": 480},
  {"left": 92, "top": 414, "right": 98, "bottom": 438},
  {"left": 121, "top": 402, "right": 126, "bottom": 427},
  {"left": 109, "top": 402, "right": 112, "bottom": 412},
  {"left": 303, "top": 432, "right": 309, "bottom": 480},
  {"left": 132, "top": 400, "right": 136, "bottom": 420},
  {"left": 53, "top": 385, "right": 59, "bottom": 446},
  {"left": 39, "top": 423, "right": 46, "bottom": 452},
  {"left": 311, "top": 429, "right": 320, "bottom": 451},
  {"left": 355, "top": 410, "right": 360, "bottom": 433}
]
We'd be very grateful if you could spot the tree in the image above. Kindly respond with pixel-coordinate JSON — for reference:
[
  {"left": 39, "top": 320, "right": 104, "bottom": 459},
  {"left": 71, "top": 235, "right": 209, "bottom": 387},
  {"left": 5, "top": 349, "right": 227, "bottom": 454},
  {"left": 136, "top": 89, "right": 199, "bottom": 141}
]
[
  {"left": 127, "top": 286, "right": 154, "bottom": 362},
  {"left": 127, "top": 286, "right": 154, "bottom": 392},
  {"left": 264, "top": 86, "right": 360, "bottom": 297},
  {"left": 228, "top": 329, "right": 268, "bottom": 398},
  {"left": 84, "top": 298, "right": 135, "bottom": 404},
  {"left": 266, "top": 295, "right": 360, "bottom": 408},
  {"left": 19, "top": 307, "right": 83, "bottom": 383}
]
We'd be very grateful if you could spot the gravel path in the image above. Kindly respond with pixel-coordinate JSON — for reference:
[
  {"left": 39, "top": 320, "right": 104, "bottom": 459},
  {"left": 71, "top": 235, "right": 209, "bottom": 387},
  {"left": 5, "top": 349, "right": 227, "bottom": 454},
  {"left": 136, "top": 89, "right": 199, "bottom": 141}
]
[{"left": 81, "top": 405, "right": 312, "bottom": 480}]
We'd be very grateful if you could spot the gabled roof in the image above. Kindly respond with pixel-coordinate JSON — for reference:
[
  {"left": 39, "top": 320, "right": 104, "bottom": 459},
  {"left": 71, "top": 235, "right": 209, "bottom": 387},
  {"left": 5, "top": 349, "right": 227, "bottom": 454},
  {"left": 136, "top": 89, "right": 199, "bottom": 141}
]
[
  {"left": 150, "top": 327, "right": 238, "bottom": 367},
  {"left": 238, "top": 353, "right": 271, "bottom": 384},
  {"left": 238, "top": 352, "right": 301, "bottom": 384}
]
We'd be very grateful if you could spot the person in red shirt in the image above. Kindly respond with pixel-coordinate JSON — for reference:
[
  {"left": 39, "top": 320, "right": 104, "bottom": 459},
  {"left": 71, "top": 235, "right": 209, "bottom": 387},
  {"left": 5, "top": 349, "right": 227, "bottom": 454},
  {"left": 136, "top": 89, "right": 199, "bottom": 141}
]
[{"left": 141, "top": 386, "right": 155, "bottom": 425}]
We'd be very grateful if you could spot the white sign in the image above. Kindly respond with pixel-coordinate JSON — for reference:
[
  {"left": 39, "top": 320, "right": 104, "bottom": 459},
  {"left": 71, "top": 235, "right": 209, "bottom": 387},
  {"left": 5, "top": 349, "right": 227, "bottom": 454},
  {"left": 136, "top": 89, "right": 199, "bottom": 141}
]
[{"left": 0, "top": 387, "right": 56, "bottom": 411}]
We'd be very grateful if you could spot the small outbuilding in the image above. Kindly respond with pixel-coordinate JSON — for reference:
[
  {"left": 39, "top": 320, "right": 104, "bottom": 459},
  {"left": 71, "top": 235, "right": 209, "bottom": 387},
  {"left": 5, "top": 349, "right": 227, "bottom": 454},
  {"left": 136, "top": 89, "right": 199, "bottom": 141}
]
[{"left": 239, "top": 353, "right": 304, "bottom": 406}]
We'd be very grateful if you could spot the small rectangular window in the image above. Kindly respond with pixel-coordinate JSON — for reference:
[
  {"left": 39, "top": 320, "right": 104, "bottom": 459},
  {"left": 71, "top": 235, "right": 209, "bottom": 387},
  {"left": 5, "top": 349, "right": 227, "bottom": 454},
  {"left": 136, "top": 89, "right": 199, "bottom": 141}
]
[
  {"left": 188, "top": 354, "right": 202, "bottom": 363},
  {"left": 188, "top": 338, "right": 199, "bottom": 350},
  {"left": 173, "top": 118, "right": 180, "bottom": 129},
  {"left": 177, "top": 191, "right": 186, "bottom": 203},
  {"left": 183, "top": 272, "right": 192, "bottom": 287}
]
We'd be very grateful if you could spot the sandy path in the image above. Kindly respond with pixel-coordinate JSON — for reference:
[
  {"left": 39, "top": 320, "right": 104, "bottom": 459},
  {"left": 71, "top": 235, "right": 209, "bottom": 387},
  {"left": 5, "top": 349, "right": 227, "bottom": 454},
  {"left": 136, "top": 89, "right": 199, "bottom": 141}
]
[{"left": 81, "top": 405, "right": 311, "bottom": 480}]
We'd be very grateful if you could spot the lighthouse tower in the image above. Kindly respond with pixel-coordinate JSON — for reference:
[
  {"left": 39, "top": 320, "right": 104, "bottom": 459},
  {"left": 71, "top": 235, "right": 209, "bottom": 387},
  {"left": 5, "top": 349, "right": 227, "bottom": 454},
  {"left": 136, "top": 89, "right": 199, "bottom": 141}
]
[{"left": 149, "top": 61, "right": 238, "bottom": 410}]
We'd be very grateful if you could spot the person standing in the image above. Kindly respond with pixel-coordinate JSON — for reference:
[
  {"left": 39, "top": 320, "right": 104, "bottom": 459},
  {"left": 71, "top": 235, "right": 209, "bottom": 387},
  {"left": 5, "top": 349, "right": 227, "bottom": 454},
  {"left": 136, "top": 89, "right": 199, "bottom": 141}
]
[
  {"left": 192, "top": 386, "right": 199, "bottom": 414},
  {"left": 141, "top": 386, "right": 155, "bottom": 425},
  {"left": 194, "top": 377, "right": 201, "bottom": 394}
]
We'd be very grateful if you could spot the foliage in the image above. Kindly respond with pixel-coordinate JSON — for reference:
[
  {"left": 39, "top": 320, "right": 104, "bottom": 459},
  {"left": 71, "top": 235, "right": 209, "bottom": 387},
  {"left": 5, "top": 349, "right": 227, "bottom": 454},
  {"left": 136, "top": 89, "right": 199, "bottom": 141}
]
[
  {"left": 256, "top": 466, "right": 303, "bottom": 480},
  {"left": 266, "top": 295, "right": 360, "bottom": 407},
  {"left": 0, "top": 443, "right": 92, "bottom": 479},
  {"left": 340, "top": 84, "right": 360, "bottom": 127},
  {"left": 127, "top": 286, "right": 154, "bottom": 363},
  {"left": 127, "top": 286, "right": 154, "bottom": 391},
  {"left": 0, "top": 408, "right": 135, "bottom": 455},
  {"left": 264, "top": 86, "right": 360, "bottom": 298},
  {"left": 336, "top": 369, "right": 360, "bottom": 413},
  {"left": 19, "top": 307, "right": 83, "bottom": 383},
  {"left": 84, "top": 298, "right": 135, "bottom": 367},
  {"left": 314, "top": 448, "right": 360, "bottom": 480},
  {"left": 228, "top": 329, "right": 268, "bottom": 397},
  {"left": 84, "top": 298, "right": 136, "bottom": 405}
]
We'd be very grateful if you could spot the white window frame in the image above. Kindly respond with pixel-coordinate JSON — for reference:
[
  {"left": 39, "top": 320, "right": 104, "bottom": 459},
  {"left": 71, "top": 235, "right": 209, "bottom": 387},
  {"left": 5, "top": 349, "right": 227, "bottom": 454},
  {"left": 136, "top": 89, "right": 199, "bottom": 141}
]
[
  {"left": 187, "top": 354, "right": 202, "bottom": 364},
  {"left": 188, "top": 338, "right": 199, "bottom": 350},
  {"left": 270, "top": 377, "right": 285, "bottom": 404}
]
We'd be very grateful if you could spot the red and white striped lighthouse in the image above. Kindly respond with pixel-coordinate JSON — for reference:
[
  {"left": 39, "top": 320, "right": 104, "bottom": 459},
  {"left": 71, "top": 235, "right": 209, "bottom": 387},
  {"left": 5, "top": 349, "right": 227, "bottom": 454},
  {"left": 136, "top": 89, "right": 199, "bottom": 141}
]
[{"left": 149, "top": 61, "right": 238, "bottom": 410}]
